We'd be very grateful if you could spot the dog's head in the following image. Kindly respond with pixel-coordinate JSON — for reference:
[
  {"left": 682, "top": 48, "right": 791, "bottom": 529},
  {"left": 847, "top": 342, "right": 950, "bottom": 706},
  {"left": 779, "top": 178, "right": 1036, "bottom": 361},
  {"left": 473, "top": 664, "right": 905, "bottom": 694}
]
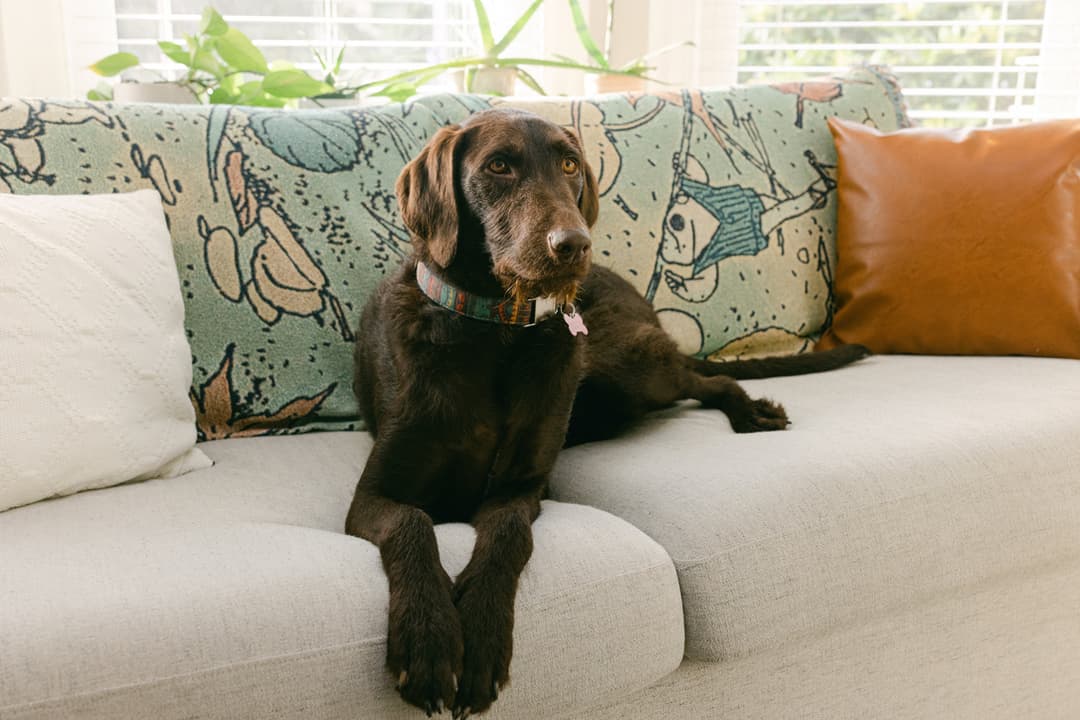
[{"left": 396, "top": 108, "right": 599, "bottom": 304}]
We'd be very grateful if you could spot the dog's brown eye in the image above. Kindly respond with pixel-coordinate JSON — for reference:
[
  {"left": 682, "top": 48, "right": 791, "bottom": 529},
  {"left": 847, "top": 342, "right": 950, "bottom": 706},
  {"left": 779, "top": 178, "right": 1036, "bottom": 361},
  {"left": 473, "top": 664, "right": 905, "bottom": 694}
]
[
  {"left": 487, "top": 158, "right": 510, "bottom": 175},
  {"left": 562, "top": 158, "right": 579, "bottom": 175}
]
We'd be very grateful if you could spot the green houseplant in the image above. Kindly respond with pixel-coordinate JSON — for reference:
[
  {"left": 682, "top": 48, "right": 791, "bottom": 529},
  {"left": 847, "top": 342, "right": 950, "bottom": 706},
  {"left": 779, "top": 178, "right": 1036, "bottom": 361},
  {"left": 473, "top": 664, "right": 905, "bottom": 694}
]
[
  {"left": 359, "top": 0, "right": 653, "bottom": 100},
  {"left": 566, "top": 0, "right": 691, "bottom": 93},
  {"left": 88, "top": 7, "right": 340, "bottom": 106},
  {"left": 88, "top": 1, "right": 666, "bottom": 106}
]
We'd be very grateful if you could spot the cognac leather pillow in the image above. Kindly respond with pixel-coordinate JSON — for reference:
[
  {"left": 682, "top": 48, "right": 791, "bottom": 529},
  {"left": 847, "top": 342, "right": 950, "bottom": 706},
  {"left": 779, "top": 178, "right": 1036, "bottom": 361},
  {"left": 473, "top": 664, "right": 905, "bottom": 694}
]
[{"left": 818, "top": 117, "right": 1080, "bottom": 358}]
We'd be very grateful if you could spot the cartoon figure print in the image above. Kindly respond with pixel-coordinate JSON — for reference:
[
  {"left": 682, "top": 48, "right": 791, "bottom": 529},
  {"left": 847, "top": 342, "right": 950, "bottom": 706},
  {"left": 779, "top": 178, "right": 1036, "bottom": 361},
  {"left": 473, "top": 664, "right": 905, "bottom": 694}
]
[
  {"left": 635, "top": 91, "right": 838, "bottom": 353},
  {"left": 652, "top": 115, "right": 837, "bottom": 303}
]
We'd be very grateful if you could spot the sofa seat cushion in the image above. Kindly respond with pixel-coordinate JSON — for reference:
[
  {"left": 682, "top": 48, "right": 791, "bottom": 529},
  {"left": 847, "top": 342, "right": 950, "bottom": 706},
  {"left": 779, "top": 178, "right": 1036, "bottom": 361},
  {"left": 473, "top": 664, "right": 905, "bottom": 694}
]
[
  {"left": 549, "top": 355, "right": 1080, "bottom": 661},
  {"left": 0, "top": 433, "right": 683, "bottom": 720}
]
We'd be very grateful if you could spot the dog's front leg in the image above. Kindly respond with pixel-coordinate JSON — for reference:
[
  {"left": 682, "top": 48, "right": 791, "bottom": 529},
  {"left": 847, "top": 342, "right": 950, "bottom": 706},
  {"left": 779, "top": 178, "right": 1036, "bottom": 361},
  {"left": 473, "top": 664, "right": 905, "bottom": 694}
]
[
  {"left": 346, "top": 438, "right": 462, "bottom": 716},
  {"left": 451, "top": 484, "right": 543, "bottom": 718}
]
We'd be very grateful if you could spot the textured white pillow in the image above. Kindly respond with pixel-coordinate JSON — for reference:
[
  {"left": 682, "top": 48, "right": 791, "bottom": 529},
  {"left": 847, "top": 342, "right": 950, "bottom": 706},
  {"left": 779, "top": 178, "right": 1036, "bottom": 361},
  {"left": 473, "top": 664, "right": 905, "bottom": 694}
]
[{"left": 0, "top": 190, "right": 211, "bottom": 512}]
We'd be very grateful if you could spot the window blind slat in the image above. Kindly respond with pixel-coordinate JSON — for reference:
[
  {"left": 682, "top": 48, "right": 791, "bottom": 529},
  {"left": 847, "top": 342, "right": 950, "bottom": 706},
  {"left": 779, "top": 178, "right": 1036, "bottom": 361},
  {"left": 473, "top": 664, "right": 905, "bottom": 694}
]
[
  {"left": 107, "top": 0, "right": 472, "bottom": 89},
  {"left": 115, "top": 14, "right": 469, "bottom": 26},
  {"left": 737, "top": 0, "right": 1053, "bottom": 127}
]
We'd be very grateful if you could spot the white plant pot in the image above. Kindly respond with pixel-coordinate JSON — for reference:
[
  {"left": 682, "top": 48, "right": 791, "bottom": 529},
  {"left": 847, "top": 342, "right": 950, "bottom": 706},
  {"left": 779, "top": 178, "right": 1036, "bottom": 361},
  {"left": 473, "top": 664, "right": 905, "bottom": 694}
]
[
  {"left": 454, "top": 67, "right": 518, "bottom": 96},
  {"left": 112, "top": 81, "right": 198, "bottom": 105},
  {"left": 585, "top": 73, "right": 648, "bottom": 95}
]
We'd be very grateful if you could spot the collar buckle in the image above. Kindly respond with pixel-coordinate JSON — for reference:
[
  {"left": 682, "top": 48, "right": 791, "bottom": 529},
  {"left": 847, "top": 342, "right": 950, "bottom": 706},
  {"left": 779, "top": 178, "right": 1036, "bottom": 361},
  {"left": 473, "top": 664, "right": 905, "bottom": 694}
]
[{"left": 530, "top": 296, "right": 561, "bottom": 325}]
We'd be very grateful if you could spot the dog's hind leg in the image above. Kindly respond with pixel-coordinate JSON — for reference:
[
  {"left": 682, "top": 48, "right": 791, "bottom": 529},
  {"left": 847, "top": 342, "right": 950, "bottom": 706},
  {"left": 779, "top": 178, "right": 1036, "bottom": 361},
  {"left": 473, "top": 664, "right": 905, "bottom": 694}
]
[
  {"left": 569, "top": 320, "right": 790, "bottom": 443},
  {"left": 686, "top": 373, "right": 789, "bottom": 433}
]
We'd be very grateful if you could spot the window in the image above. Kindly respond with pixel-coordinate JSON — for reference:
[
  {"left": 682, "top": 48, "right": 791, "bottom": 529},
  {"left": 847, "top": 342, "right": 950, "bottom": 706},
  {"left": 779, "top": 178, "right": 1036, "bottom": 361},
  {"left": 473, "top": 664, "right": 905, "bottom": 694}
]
[
  {"left": 736, "top": 0, "right": 1078, "bottom": 126},
  {"left": 65, "top": 0, "right": 477, "bottom": 94}
]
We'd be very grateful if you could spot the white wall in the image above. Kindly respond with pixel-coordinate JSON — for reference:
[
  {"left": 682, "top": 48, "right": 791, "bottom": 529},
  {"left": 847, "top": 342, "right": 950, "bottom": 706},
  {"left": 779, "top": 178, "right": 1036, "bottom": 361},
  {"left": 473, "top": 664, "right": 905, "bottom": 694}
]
[
  {"left": 648, "top": 0, "right": 739, "bottom": 88},
  {"left": 542, "top": 0, "right": 739, "bottom": 94},
  {"left": 1036, "top": 0, "right": 1080, "bottom": 117},
  {"left": 0, "top": 0, "right": 72, "bottom": 97}
]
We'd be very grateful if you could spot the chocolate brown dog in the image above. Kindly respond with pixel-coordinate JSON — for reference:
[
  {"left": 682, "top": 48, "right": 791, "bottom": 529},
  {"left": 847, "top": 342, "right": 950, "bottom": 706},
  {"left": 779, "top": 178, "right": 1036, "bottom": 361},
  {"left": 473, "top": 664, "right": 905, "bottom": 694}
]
[{"left": 346, "top": 108, "right": 866, "bottom": 718}]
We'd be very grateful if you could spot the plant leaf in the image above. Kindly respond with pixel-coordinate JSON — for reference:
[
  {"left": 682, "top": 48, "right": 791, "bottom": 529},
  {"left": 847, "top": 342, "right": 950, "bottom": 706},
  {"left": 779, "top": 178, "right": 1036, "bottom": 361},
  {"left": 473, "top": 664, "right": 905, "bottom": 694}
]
[
  {"left": 158, "top": 40, "right": 191, "bottom": 66},
  {"left": 368, "top": 64, "right": 446, "bottom": 100},
  {"left": 566, "top": 0, "right": 608, "bottom": 68},
  {"left": 235, "top": 80, "right": 288, "bottom": 107},
  {"left": 86, "top": 84, "right": 113, "bottom": 101},
  {"left": 219, "top": 74, "right": 242, "bottom": 94},
  {"left": 472, "top": 0, "right": 496, "bottom": 54},
  {"left": 515, "top": 67, "right": 547, "bottom": 95},
  {"left": 263, "top": 69, "right": 335, "bottom": 98},
  {"left": 405, "top": 65, "right": 450, "bottom": 89},
  {"left": 209, "top": 87, "right": 238, "bottom": 104},
  {"left": 192, "top": 45, "right": 222, "bottom": 76},
  {"left": 89, "top": 52, "right": 140, "bottom": 77},
  {"left": 200, "top": 7, "right": 229, "bottom": 36},
  {"left": 497, "top": 56, "right": 656, "bottom": 81},
  {"left": 634, "top": 39, "right": 694, "bottom": 64},
  {"left": 215, "top": 28, "right": 269, "bottom": 74},
  {"left": 617, "top": 58, "right": 649, "bottom": 75},
  {"left": 372, "top": 82, "right": 419, "bottom": 102},
  {"left": 491, "top": 0, "right": 545, "bottom": 57}
]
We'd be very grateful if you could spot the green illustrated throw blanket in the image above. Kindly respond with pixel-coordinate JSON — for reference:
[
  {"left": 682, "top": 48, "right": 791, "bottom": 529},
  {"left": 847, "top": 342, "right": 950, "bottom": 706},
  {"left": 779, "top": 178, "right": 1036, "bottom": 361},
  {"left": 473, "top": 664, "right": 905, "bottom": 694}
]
[{"left": 0, "top": 66, "right": 908, "bottom": 439}]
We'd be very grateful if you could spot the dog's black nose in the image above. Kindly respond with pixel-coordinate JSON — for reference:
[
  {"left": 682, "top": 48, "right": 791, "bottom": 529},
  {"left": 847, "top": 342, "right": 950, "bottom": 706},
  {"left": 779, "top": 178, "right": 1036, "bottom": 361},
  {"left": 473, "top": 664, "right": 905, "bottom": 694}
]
[{"left": 547, "top": 228, "right": 592, "bottom": 264}]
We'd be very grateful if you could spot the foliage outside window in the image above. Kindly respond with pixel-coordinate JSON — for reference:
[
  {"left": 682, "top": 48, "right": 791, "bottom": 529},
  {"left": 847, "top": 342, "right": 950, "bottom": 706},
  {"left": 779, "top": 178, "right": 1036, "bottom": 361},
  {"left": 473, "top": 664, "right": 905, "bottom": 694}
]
[{"left": 738, "top": 0, "right": 1048, "bottom": 126}]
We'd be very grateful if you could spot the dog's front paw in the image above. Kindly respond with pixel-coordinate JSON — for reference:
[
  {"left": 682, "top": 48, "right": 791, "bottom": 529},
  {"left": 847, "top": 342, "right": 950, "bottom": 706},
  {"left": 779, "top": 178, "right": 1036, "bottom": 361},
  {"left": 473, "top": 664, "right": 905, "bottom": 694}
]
[
  {"left": 730, "top": 397, "right": 789, "bottom": 433},
  {"left": 387, "top": 579, "right": 463, "bottom": 716},
  {"left": 451, "top": 576, "right": 514, "bottom": 718}
]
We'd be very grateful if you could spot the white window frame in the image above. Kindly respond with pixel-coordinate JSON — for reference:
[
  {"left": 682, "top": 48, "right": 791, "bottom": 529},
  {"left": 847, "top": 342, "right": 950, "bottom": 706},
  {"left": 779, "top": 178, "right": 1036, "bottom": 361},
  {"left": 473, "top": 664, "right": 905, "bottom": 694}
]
[{"left": 1032, "top": 0, "right": 1080, "bottom": 117}]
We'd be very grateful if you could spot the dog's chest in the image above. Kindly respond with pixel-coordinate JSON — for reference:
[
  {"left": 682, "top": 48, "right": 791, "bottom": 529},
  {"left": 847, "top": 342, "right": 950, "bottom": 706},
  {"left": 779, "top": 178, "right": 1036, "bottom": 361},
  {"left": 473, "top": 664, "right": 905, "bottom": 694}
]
[{"left": 421, "top": 325, "right": 582, "bottom": 518}]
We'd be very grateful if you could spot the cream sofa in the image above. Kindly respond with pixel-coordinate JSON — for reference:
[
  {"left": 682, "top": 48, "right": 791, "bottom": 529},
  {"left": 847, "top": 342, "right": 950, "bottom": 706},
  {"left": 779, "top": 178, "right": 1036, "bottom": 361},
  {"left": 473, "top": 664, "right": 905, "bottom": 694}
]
[
  {"left": 4, "top": 355, "right": 1079, "bottom": 719},
  {"left": 2, "top": 77, "right": 1079, "bottom": 718}
]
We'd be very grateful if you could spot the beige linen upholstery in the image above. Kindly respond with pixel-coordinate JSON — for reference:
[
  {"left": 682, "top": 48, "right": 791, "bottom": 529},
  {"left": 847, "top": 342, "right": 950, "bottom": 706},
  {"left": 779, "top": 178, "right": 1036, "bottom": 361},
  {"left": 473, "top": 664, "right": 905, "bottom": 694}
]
[
  {"left": 0, "top": 433, "right": 684, "bottom": 720},
  {"left": 550, "top": 355, "right": 1080, "bottom": 661},
  {"left": 576, "top": 560, "right": 1080, "bottom": 720}
]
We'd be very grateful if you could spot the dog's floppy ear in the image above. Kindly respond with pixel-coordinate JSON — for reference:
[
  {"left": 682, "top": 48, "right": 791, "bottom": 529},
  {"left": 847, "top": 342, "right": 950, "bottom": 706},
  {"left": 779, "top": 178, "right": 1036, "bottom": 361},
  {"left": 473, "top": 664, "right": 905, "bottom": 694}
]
[
  {"left": 579, "top": 159, "right": 600, "bottom": 228},
  {"left": 396, "top": 124, "right": 463, "bottom": 267},
  {"left": 563, "top": 126, "right": 601, "bottom": 228}
]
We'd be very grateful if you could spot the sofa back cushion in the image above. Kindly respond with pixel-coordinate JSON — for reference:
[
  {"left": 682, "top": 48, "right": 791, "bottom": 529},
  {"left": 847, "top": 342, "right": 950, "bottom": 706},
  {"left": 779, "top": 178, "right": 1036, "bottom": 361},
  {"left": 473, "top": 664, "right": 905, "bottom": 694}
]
[{"left": 0, "top": 67, "right": 907, "bottom": 438}]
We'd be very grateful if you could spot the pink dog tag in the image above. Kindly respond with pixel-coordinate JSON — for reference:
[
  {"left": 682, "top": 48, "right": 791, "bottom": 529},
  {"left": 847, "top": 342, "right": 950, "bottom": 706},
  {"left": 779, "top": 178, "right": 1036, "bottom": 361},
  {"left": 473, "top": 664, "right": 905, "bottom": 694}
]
[{"left": 563, "top": 310, "right": 588, "bottom": 336}]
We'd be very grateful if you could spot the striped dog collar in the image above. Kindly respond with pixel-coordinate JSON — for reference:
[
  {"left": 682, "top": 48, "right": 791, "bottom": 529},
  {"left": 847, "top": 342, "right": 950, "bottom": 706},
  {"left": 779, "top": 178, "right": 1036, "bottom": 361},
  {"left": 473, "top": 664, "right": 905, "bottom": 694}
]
[{"left": 415, "top": 261, "right": 560, "bottom": 326}]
